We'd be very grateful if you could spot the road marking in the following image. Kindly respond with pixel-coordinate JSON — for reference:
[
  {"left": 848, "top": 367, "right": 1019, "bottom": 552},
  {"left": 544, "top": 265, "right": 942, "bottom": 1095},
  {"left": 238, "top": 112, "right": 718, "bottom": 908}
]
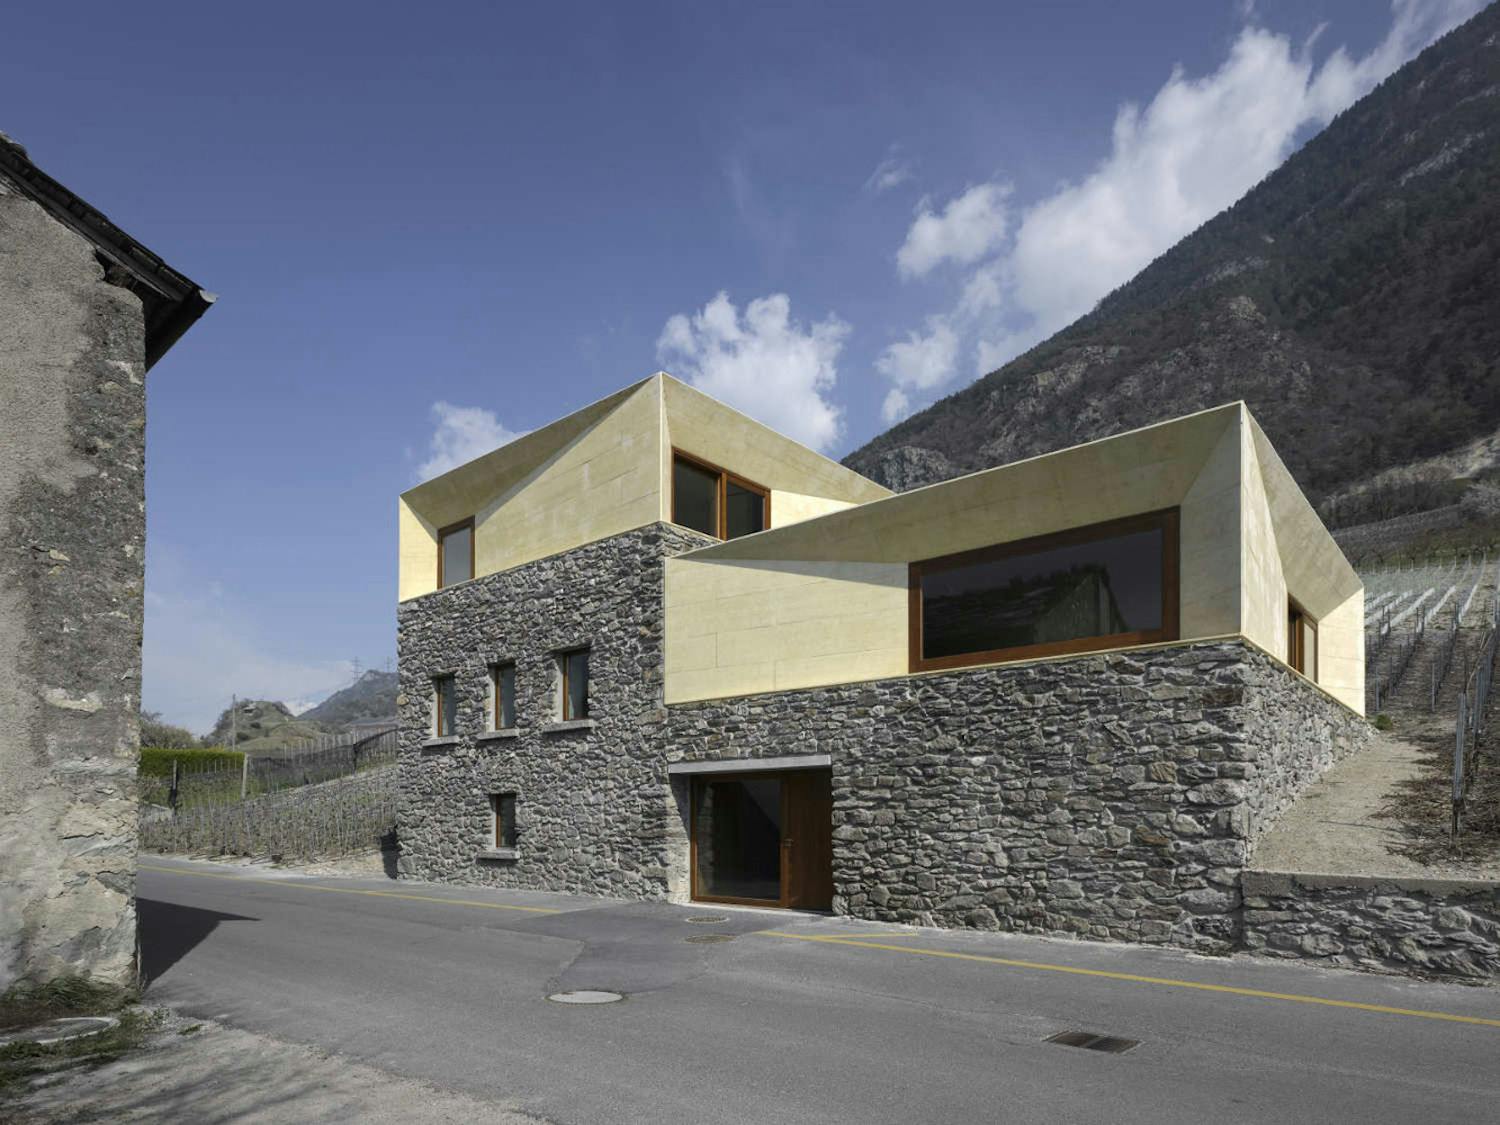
[
  {"left": 759, "top": 931, "right": 1500, "bottom": 1029},
  {"left": 140, "top": 864, "right": 563, "bottom": 915}
]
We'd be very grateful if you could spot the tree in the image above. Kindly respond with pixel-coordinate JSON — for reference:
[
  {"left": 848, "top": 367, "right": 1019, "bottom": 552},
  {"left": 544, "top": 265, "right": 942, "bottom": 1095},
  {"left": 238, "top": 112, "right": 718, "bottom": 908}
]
[{"left": 140, "top": 710, "right": 198, "bottom": 749}]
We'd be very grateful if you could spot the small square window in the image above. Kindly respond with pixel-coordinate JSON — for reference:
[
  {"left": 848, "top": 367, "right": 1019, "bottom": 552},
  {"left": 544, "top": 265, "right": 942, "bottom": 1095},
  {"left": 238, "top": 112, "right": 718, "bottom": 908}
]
[
  {"left": 433, "top": 674, "right": 457, "bottom": 737},
  {"left": 490, "top": 793, "right": 518, "bottom": 849},
  {"left": 559, "top": 648, "right": 589, "bottom": 721},
  {"left": 491, "top": 662, "right": 516, "bottom": 730}
]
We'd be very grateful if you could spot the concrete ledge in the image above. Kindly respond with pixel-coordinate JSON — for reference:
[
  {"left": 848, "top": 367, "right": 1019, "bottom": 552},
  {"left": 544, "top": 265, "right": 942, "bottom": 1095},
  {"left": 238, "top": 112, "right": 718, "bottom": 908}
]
[
  {"left": 1245, "top": 868, "right": 1500, "bottom": 896},
  {"left": 667, "top": 754, "right": 832, "bottom": 776},
  {"left": 475, "top": 729, "right": 520, "bottom": 742},
  {"left": 475, "top": 848, "right": 519, "bottom": 862},
  {"left": 421, "top": 736, "right": 459, "bottom": 752},
  {"left": 540, "top": 719, "right": 596, "bottom": 734}
]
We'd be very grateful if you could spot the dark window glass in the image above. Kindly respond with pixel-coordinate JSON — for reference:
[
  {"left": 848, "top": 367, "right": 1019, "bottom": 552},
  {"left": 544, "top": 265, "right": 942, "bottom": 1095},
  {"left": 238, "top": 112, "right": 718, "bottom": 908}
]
[
  {"left": 562, "top": 649, "right": 589, "bottom": 720},
  {"left": 673, "top": 456, "right": 719, "bottom": 537},
  {"left": 725, "top": 479, "right": 766, "bottom": 539},
  {"left": 920, "top": 522, "right": 1168, "bottom": 662},
  {"left": 493, "top": 664, "right": 516, "bottom": 729},
  {"left": 491, "top": 793, "right": 517, "bottom": 848},
  {"left": 1289, "top": 604, "right": 1317, "bottom": 680},
  {"left": 439, "top": 522, "right": 473, "bottom": 587},
  {"left": 693, "top": 777, "right": 781, "bottom": 901},
  {"left": 434, "top": 675, "right": 457, "bottom": 737}
]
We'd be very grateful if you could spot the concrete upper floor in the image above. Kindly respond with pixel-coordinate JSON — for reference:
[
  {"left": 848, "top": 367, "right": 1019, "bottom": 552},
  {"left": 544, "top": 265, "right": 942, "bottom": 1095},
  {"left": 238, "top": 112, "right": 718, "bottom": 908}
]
[
  {"left": 398, "top": 373, "right": 892, "bottom": 601},
  {"left": 663, "top": 401, "right": 1365, "bottom": 714}
]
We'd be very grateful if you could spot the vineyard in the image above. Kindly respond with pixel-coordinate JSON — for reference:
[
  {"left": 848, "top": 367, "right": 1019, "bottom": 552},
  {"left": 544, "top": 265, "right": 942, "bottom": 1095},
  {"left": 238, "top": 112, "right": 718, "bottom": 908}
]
[
  {"left": 139, "top": 727, "right": 399, "bottom": 862},
  {"left": 1356, "top": 552, "right": 1500, "bottom": 854}
]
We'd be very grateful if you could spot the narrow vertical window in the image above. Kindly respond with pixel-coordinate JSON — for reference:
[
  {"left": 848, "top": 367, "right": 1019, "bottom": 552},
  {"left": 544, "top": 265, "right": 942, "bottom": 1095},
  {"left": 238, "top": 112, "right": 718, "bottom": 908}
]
[
  {"left": 438, "top": 518, "right": 474, "bottom": 588},
  {"left": 1288, "top": 600, "right": 1318, "bottom": 681},
  {"left": 490, "top": 793, "right": 517, "bottom": 849},
  {"left": 491, "top": 662, "right": 516, "bottom": 730},
  {"left": 560, "top": 648, "right": 589, "bottom": 721},
  {"left": 433, "top": 674, "right": 457, "bottom": 737}
]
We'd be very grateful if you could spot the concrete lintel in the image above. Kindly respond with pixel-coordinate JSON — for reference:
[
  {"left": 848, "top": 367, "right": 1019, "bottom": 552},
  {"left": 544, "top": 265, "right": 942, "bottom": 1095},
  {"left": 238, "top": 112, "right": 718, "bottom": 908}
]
[{"left": 667, "top": 754, "right": 832, "bottom": 776}]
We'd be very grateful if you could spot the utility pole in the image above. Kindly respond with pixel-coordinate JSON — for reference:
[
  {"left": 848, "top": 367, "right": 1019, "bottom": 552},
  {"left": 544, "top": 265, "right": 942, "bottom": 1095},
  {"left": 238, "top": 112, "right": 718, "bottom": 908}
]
[{"left": 230, "top": 693, "right": 238, "bottom": 750}]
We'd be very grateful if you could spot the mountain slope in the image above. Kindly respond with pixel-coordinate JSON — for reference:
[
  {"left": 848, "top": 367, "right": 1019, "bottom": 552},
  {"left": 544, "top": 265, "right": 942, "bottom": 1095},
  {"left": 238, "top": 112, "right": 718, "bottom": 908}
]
[
  {"left": 844, "top": 5, "right": 1500, "bottom": 546},
  {"left": 298, "top": 670, "right": 397, "bottom": 728}
]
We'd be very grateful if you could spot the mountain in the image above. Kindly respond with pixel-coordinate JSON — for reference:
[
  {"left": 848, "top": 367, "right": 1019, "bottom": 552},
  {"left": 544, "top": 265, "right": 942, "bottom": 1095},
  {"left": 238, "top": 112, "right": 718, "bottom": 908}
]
[
  {"left": 298, "top": 669, "right": 398, "bottom": 729},
  {"left": 206, "top": 699, "right": 323, "bottom": 748},
  {"left": 844, "top": 6, "right": 1500, "bottom": 559}
]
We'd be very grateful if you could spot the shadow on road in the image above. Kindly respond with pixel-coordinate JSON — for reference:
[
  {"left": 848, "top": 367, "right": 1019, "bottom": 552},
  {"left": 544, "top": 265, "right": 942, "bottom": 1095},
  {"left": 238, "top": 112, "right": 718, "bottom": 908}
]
[{"left": 139, "top": 898, "right": 258, "bottom": 984}]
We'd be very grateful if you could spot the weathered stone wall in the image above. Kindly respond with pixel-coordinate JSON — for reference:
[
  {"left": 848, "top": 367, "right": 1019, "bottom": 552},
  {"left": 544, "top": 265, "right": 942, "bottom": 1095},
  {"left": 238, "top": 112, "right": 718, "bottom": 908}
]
[
  {"left": 0, "top": 178, "right": 147, "bottom": 989},
  {"left": 1242, "top": 871, "right": 1500, "bottom": 980},
  {"left": 396, "top": 523, "right": 713, "bottom": 897},
  {"left": 399, "top": 524, "right": 1369, "bottom": 956},
  {"left": 672, "top": 642, "right": 1368, "bottom": 954}
]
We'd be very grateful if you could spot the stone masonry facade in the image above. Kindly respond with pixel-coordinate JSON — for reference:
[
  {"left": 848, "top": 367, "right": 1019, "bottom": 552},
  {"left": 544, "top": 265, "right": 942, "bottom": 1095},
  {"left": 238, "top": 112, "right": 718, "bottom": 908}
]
[
  {"left": 398, "top": 523, "right": 1371, "bottom": 956},
  {"left": 0, "top": 177, "right": 149, "bottom": 989}
]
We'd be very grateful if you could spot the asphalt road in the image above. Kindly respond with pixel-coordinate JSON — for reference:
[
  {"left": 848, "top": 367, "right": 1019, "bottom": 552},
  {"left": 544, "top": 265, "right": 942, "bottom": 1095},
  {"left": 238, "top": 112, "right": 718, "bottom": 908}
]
[{"left": 139, "top": 858, "right": 1500, "bottom": 1125}]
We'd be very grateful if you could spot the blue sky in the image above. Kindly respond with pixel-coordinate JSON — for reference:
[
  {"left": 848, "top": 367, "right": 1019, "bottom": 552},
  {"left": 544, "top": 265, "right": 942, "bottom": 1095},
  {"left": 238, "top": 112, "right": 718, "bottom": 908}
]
[{"left": 2, "top": 0, "right": 1482, "bottom": 731}]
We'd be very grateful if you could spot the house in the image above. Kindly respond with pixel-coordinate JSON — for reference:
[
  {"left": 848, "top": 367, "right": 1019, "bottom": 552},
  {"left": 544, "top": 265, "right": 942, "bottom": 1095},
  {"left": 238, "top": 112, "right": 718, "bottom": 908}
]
[
  {"left": 396, "top": 373, "right": 1366, "bottom": 952},
  {"left": 0, "top": 134, "right": 212, "bottom": 989}
]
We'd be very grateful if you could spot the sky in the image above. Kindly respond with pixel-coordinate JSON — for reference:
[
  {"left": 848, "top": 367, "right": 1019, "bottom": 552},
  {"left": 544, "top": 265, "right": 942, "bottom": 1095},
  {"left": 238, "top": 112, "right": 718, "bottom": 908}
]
[{"left": 2, "top": 0, "right": 1484, "bottom": 732}]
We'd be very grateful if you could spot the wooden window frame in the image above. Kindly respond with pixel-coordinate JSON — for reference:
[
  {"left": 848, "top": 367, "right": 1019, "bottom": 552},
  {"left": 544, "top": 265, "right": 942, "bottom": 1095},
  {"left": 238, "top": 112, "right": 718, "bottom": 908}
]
[
  {"left": 433, "top": 674, "right": 456, "bottom": 737},
  {"left": 908, "top": 507, "right": 1180, "bottom": 674},
  {"left": 688, "top": 769, "right": 828, "bottom": 909},
  {"left": 490, "top": 792, "right": 517, "bottom": 849},
  {"left": 436, "top": 517, "right": 475, "bottom": 590},
  {"left": 490, "top": 661, "right": 516, "bottom": 731},
  {"left": 670, "top": 448, "right": 770, "bottom": 541},
  {"left": 559, "top": 647, "right": 590, "bottom": 721},
  {"left": 1288, "top": 599, "right": 1318, "bottom": 681}
]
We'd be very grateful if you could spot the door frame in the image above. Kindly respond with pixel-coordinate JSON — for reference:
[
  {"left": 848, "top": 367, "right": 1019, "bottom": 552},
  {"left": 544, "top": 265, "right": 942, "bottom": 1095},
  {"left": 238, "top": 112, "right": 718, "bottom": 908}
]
[{"left": 688, "top": 769, "right": 831, "bottom": 909}]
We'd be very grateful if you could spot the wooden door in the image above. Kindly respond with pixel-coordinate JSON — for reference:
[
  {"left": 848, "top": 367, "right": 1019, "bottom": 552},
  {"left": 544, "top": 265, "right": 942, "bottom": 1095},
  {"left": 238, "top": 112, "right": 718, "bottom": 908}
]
[{"left": 782, "top": 771, "right": 833, "bottom": 911}]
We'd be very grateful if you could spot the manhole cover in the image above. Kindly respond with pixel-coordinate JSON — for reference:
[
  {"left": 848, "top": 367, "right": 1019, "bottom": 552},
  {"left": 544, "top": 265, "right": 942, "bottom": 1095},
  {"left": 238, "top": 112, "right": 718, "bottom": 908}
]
[
  {"left": 685, "top": 933, "right": 736, "bottom": 944},
  {"left": 546, "top": 990, "right": 623, "bottom": 1005},
  {"left": 684, "top": 914, "right": 730, "bottom": 924},
  {"left": 0, "top": 1016, "right": 119, "bottom": 1048},
  {"left": 1045, "top": 1030, "right": 1138, "bottom": 1054}
]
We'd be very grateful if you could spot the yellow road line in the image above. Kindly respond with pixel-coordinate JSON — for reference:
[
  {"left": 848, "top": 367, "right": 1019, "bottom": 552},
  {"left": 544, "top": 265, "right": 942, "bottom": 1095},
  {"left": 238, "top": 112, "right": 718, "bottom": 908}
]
[
  {"left": 759, "top": 931, "right": 1500, "bottom": 1029},
  {"left": 140, "top": 863, "right": 562, "bottom": 915}
]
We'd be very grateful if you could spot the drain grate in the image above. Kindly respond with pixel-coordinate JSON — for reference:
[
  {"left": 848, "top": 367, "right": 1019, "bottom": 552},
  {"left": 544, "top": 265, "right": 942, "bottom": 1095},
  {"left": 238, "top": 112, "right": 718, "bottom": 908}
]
[
  {"left": 547, "top": 990, "right": 623, "bottom": 1005},
  {"left": 684, "top": 914, "right": 731, "bottom": 924},
  {"left": 684, "top": 933, "right": 735, "bottom": 944},
  {"left": 1045, "top": 1030, "right": 1138, "bottom": 1054}
]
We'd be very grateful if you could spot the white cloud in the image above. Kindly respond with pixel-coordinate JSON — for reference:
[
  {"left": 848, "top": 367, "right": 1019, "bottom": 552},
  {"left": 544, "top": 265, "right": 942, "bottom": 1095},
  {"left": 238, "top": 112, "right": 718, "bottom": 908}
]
[
  {"left": 143, "top": 556, "right": 359, "bottom": 735},
  {"left": 881, "top": 388, "right": 912, "bottom": 425},
  {"left": 656, "top": 291, "right": 848, "bottom": 452},
  {"left": 864, "top": 146, "right": 915, "bottom": 194},
  {"left": 875, "top": 317, "right": 960, "bottom": 406},
  {"left": 416, "top": 402, "right": 526, "bottom": 482},
  {"left": 896, "top": 183, "right": 1011, "bottom": 279},
  {"left": 881, "top": 0, "right": 1483, "bottom": 414}
]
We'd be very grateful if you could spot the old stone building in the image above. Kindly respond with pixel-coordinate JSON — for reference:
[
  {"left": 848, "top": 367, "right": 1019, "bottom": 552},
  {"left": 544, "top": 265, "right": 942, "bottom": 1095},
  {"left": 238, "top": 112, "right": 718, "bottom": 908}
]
[
  {"left": 0, "top": 133, "right": 212, "bottom": 989},
  {"left": 396, "top": 373, "right": 1367, "bottom": 953}
]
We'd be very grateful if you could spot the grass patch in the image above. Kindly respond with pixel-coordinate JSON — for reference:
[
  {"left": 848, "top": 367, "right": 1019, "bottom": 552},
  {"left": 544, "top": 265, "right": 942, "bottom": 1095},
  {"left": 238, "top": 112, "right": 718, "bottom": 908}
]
[
  {"left": 0, "top": 1008, "right": 162, "bottom": 1095},
  {"left": 0, "top": 977, "right": 135, "bottom": 1032}
]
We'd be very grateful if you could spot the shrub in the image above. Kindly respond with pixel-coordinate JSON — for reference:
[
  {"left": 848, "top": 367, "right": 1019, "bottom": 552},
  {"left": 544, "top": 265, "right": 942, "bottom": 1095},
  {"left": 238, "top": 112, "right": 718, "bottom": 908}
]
[
  {"left": 139, "top": 710, "right": 198, "bottom": 749},
  {"left": 1374, "top": 713, "right": 1394, "bottom": 731},
  {"left": 139, "top": 747, "right": 244, "bottom": 777}
]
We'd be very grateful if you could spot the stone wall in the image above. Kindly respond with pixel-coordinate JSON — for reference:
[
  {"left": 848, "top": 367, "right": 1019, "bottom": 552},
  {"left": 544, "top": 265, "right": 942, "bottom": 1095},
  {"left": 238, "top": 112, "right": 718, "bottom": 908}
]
[
  {"left": 1242, "top": 870, "right": 1500, "bottom": 980},
  {"left": 672, "top": 642, "right": 1368, "bottom": 954},
  {"left": 399, "top": 524, "right": 1370, "bottom": 956},
  {"left": 396, "top": 523, "right": 713, "bottom": 897},
  {"left": 0, "top": 178, "right": 148, "bottom": 989}
]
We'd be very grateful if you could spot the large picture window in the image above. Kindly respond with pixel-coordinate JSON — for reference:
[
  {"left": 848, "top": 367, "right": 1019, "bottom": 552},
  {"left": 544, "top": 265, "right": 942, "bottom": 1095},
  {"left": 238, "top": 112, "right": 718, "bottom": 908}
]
[
  {"left": 909, "top": 509, "right": 1179, "bottom": 672},
  {"left": 671, "top": 450, "right": 768, "bottom": 540}
]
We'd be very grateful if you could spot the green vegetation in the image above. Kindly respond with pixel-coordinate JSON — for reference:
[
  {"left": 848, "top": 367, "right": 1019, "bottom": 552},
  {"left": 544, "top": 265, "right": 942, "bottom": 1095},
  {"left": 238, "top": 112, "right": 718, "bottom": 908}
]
[
  {"left": 139, "top": 710, "right": 198, "bottom": 749},
  {"left": 139, "top": 747, "right": 243, "bottom": 777},
  {"left": 0, "top": 976, "right": 134, "bottom": 1032},
  {"left": 1374, "top": 714, "right": 1394, "bottom": 732},
  {"left": 0, "top": 1006, "right": 161, "bottom": 1095}
]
